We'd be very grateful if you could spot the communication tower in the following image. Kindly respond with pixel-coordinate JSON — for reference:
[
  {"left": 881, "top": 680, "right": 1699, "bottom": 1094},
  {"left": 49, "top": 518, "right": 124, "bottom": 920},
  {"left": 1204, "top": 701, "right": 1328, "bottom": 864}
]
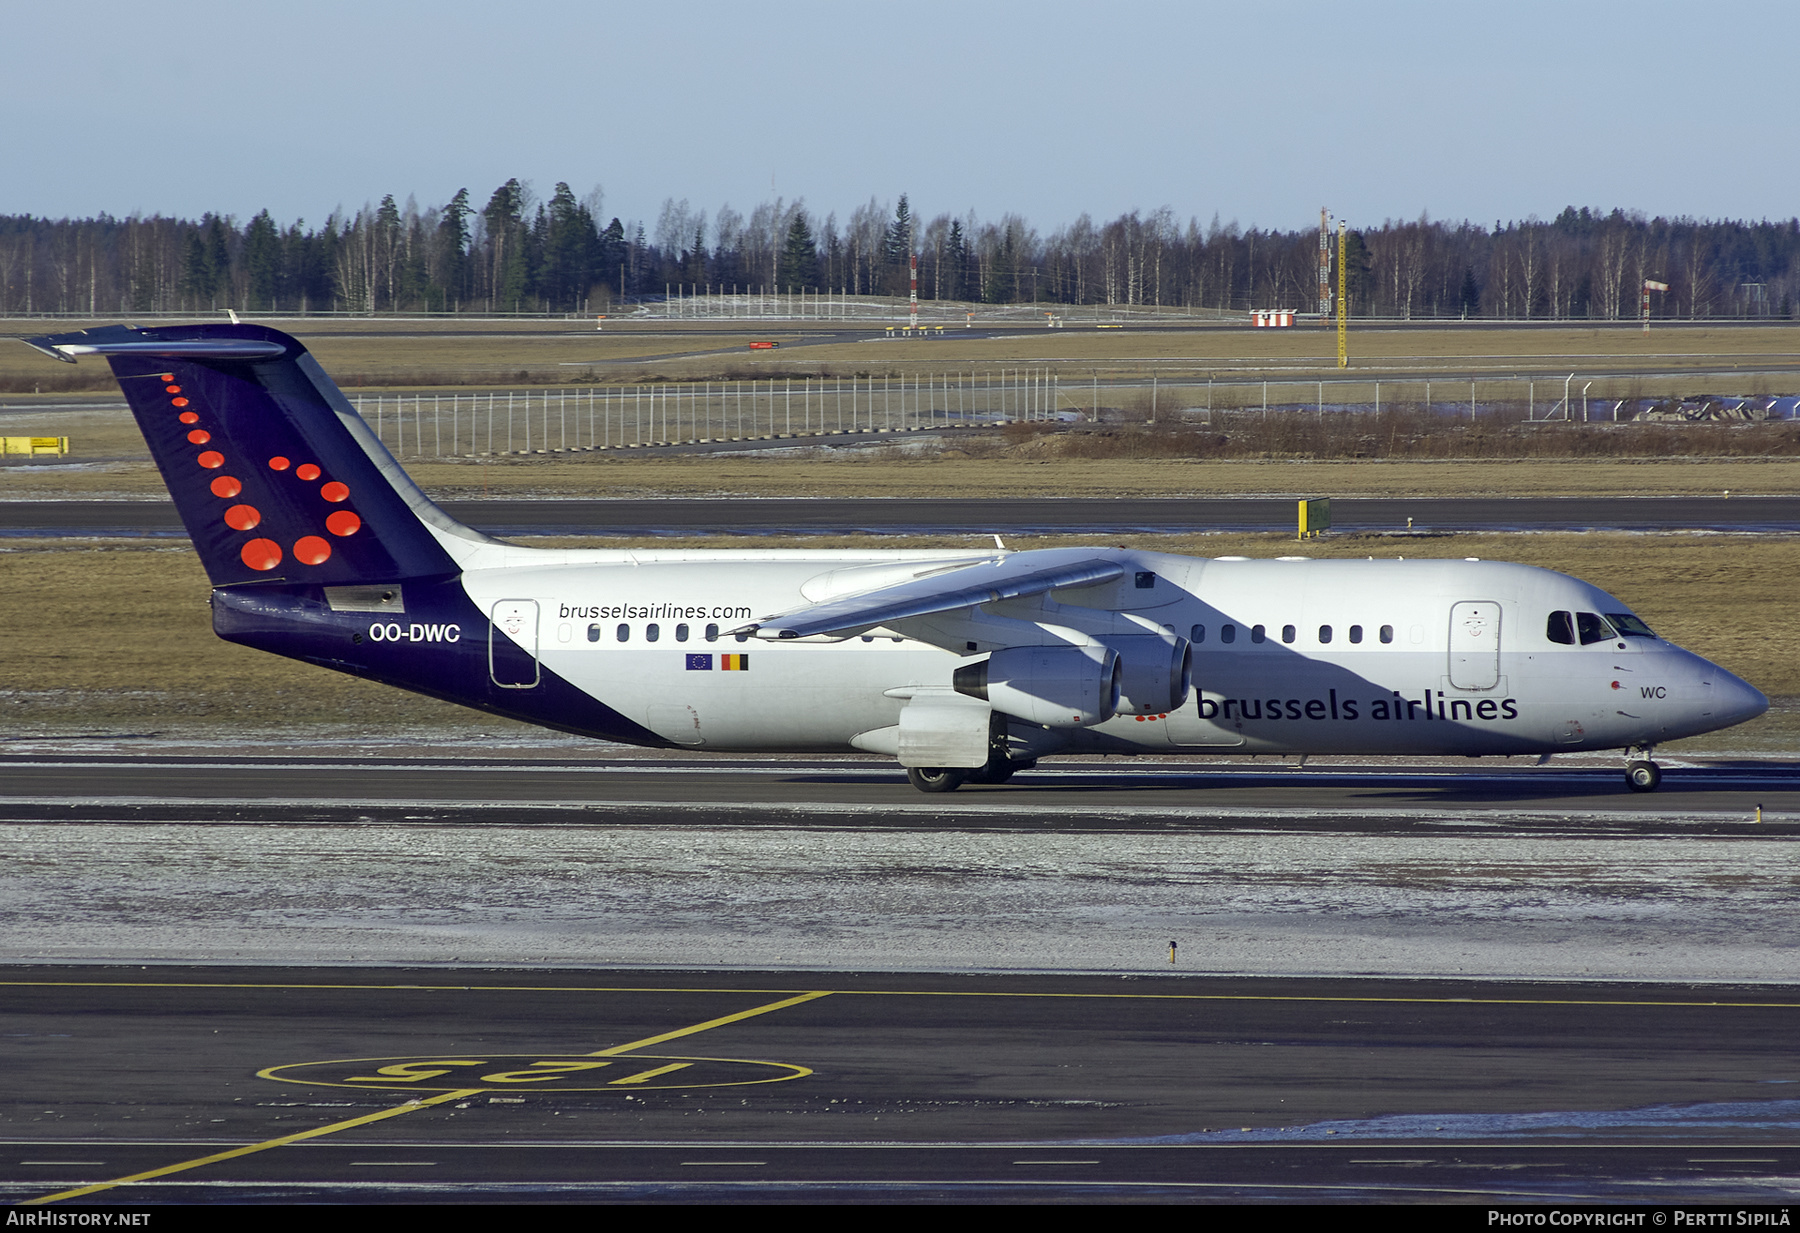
[{"left": 1318, "top": 208, "right": 1331, "bottom": 323}]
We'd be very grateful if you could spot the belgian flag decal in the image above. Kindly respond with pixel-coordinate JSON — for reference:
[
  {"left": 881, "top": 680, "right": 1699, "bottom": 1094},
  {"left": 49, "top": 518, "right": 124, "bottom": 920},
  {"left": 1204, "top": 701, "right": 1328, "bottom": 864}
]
[{"left": 721, "top": 653, "right": 750, "bottom": 671}]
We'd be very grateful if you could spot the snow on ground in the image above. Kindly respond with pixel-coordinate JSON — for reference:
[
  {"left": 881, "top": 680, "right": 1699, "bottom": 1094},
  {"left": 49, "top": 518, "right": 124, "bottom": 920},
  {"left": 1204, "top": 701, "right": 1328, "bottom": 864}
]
[{"left": 4, "top": 814, "right": 1796, "bottom": 981}]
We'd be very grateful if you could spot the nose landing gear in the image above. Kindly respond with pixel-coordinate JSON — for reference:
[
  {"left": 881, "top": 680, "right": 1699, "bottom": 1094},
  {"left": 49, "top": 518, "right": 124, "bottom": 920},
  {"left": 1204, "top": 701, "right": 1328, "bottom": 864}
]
[{"left": 1624, "top": 747, "right": 1662, "bottom": 792}]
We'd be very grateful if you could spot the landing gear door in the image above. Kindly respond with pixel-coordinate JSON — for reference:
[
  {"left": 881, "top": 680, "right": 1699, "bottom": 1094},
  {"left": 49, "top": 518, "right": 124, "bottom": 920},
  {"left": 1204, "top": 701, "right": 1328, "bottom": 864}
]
[
  {"left": 489, "top": 599, "right": 541, "bottom": 689},
  {"left": 1448, "top": 601, "right": 1501, "bottom": 690}
]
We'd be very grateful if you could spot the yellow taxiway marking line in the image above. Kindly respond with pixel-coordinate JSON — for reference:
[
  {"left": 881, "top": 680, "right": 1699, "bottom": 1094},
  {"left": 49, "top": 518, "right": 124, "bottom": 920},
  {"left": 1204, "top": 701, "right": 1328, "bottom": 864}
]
[
  {"left": 21, "top": 991, "right": 832, "bottom": 1205},
  {"left": 0, "top": 979, "right": 1793, "bottom": 1011},
  {"left": 20, "top": 1087, "right": 482, "bottom": 1206},
  {"left": 589, "top": 990, "right": 833, "bottom": 1056}
]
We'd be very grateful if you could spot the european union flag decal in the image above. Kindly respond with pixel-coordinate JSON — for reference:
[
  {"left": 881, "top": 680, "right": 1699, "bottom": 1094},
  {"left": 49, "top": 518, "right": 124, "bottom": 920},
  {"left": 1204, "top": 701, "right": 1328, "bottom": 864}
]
[{"left": 685, "top": 654, "right": 713, "bottom": 670}]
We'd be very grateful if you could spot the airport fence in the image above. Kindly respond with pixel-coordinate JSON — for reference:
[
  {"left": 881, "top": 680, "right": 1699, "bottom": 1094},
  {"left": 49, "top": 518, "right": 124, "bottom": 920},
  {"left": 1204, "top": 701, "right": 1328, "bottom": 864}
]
[
  {"left": 349, "top": 370, "right": 1800, "bottom": 460},
  {"left": 350, "top": 368, "right": 1061, "bottom": 459}
]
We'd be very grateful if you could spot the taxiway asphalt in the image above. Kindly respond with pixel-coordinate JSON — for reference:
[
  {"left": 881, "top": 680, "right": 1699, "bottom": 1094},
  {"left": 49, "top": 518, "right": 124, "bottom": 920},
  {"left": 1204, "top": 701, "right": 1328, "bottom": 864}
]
[
  {"left": 5, "top": 494, "right": 1800, "bottom": 537},
  {"left": 5, "top": 967, "right": 1800, "bottom": 1204}
]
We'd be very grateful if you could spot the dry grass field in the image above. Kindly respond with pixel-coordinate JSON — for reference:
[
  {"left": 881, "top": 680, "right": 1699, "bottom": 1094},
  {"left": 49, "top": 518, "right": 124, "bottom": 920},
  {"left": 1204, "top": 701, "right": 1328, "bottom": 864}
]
[
  {"left": 5, "top": 317, "right": 1799, "bottom": 389},
  {"left": 4, "top": 531, "right": 1794, "bottom": 752}
]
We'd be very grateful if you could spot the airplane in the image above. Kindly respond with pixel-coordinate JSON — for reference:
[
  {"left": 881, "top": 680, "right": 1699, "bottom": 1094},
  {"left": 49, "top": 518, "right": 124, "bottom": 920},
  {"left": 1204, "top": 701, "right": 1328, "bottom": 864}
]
[{"left": 24, "top": 322, "right": 1768, "bottom": 793}]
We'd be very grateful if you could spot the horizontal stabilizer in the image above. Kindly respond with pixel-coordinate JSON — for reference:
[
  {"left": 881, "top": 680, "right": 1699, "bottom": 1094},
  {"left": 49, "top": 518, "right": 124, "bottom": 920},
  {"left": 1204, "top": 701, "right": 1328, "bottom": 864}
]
[{"left": 744, "top": 549, "right": 1125, "bottom": 639}]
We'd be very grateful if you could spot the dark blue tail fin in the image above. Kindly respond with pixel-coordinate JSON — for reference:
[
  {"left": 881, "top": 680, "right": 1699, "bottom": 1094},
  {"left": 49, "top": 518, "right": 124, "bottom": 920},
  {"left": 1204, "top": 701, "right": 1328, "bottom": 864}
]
[{"left": 24, "top": 323, "right": 470, "bottom": 586}]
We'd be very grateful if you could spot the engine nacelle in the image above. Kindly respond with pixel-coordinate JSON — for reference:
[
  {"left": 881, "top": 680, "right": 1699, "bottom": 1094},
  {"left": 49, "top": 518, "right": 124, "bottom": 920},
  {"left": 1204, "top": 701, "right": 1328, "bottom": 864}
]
[
  {"left": 953, "top": 644, "right": 1121, "bottom": 728},
  {"left": 1107, "top": 634, "right": 1192, "bottom": 714}
]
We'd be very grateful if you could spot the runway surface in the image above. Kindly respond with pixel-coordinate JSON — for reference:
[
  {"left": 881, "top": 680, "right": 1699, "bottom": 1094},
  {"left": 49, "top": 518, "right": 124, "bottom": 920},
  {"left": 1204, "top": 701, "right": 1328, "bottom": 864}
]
[
  {"left": 6, "top": 494, "right": 1800, "bottom": 537},
  {"left": 7, "top": 752, "right": 1800, "bottom": 1202},
  {"left": 6, "top": 967, "right": 1800, "bottom": 1204}
]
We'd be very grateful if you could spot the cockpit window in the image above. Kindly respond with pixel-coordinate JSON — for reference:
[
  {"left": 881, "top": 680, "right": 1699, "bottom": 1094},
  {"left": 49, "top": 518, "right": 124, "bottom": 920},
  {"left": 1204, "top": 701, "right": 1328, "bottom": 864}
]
[
  {"left": 1575, "top": 611, "right": 1617, "bottom": 645},
  {"left": 1546, "top": 611, "right": 1575, "bottom": 644},
  {"left": 1605, "top": 612, "right": 1657, "bottom": 639}
]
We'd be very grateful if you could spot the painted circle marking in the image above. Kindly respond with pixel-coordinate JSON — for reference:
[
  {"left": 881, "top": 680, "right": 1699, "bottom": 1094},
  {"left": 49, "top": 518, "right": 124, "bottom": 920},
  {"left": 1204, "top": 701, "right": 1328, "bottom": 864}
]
[
  {"left": 165, "top": 384, "right": 181, "bottom": 394},
  {"left": 171, "top": 397, "right": 190, "bottom": 408},
  {"left": 210, "top": 476, "right": 242, "bottom": 499},
  {"left": 224, "top": 504, "right": 261, "bottom": 531},
  {"left": 241, "top": 538, "right": 282, "bottom": 571},
  {"left": 179, "top": 411, "right": 199, "bottom": 424},
  {"left": 197, "top": 450, "right": 224, "bottom": 469},
  {"left": 293, "top": 535, "right": 331, "bottom": 565},
  {"left": 187, "top": 429, "right": 211, "bottom": 445},
  {"left": 257, "top": 1053, "right": 811, "bottom": 1093},
  {"left": 325, "top": 510, "right": 362, "bottom": 537},
  {"left": 268, "top": 456, "right": 290, "bottom": 471},
  {"left": 320, "top": 480, "right": 349, "bottom": 502},
  {"left": 296, "top": 463, "right": 321, "bottom": 481}
]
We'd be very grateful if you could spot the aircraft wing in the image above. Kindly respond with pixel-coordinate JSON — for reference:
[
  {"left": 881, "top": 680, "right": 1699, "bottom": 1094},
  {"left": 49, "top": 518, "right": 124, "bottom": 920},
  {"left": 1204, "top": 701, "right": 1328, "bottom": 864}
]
[{"left": 743, "top": 549, "right": 1125, "bottom": 640}]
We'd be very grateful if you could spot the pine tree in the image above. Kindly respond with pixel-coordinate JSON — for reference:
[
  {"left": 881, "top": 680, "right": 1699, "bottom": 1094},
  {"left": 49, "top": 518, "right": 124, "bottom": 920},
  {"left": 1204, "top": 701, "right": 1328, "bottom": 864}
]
[
  {"left": 778, "top": 211, "right": 819, "bottom": 291},
  {"left": 883, "top": 194, "right": 913, "bottom": 293}
]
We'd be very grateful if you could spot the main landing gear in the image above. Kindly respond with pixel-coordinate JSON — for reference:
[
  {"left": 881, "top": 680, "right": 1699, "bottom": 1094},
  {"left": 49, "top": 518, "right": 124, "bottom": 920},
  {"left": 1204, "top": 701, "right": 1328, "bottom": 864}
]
[
  {"left": 905, "top": 756, "right": 1038, "bottom": 793},
  {"left": 1624, "top": 747, "right": 1662, "bottom": 793}
]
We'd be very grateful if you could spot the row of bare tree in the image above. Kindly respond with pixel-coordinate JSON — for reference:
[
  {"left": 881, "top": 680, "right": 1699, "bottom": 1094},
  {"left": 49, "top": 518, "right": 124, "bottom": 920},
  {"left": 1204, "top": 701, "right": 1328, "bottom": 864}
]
[{"left": 2, "top": 189, "right": 1794, "bottom": 319}]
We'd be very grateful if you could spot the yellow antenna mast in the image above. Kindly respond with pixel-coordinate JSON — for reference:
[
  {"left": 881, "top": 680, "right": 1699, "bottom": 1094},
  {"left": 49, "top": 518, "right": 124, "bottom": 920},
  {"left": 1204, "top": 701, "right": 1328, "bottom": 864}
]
[{"left": 1336, "top": 221, "right": 1348, "bottom": 369}]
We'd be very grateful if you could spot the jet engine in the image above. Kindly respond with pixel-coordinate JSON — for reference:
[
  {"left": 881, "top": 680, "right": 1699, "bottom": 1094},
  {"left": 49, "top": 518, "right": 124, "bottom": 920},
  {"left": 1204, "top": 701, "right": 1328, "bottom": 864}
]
[
  {"left": 952, "top": 644, "right": 1121, "bottom": 727},
  {"left": 1107, "top": 634, "right": 1192, "bottom": 714}
]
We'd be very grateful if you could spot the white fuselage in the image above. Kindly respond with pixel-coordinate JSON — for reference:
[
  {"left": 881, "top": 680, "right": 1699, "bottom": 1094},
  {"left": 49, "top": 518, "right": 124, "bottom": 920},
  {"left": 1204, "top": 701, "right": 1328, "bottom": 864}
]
[{"left": 453, "top": 547, "right": 1763, "bottom": 758}]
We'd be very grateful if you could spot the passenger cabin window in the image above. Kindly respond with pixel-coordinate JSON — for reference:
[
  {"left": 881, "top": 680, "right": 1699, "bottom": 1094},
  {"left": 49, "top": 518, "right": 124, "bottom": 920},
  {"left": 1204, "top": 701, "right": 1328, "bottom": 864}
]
[
  {"left": 1379, "top": 625, "right": 1394, "bottom": 644},
  {"left": 587, "top": 624, "right": 602, "bottom": 643},
  {"left": 676, "top": 623, "right": 690, "bottom": 642},
  {"left": 1348, "top": 625, "right": 1363, "bottom": 644},
  {"left": 705, "top": 623, "right": 719, "bottom": 642},
  {"left": 1318, "top": 625, "right": 1332, "bottom": 644},
  {"left": 645, "top": 623, "right": 660, "bottom": 643},
  {"left": 1251, "top": 625, "right": 1266, "bottom": 644},
  {"left": 616, "top": 623, "right": 630, "bottom": 642},
  {"left": 1220, "top": 624, "right": 1236, "bottom": 644},
  {"left": 1282, "top": 624, "right": 1297, "bottom": 644},
  {"left": 1190, "top": 624, "right": 1206, "bottom": 644}
]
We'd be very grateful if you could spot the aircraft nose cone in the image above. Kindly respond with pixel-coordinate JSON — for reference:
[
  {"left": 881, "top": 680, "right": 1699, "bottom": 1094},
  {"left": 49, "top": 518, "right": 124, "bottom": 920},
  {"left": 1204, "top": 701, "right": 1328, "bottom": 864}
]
[{"left": 1713, "top": 670, "right": 1769, "bottom": 726}]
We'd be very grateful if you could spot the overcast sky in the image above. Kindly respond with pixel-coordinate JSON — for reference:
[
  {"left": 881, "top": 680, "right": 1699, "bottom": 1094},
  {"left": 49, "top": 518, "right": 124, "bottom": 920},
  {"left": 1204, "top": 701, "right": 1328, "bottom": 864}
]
[{"left": 6, "top": 0, "right": 1792, "bottom": 237}]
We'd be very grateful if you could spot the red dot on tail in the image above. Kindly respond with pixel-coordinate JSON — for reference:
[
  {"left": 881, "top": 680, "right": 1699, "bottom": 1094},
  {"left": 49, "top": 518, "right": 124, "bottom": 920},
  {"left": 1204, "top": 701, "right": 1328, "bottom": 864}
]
[
  {"left": 320, "top": 481, "right": 349, "bottom": 502},
  {"left": 269, "top": 456, "right": 290, "bottom": 471},
  {"left": 197, "top": 451, "right": 224, "bottom": 469},
  {"left": 187, "top": 429, "right": 211, "bottom": 445},
  {"left": 179, "top": 411, "right": 199, "bottom": 424},
  {"left": 210, "top": 476, "right": 242, "bottom": 499},
  {"left": 296, "top": 463, "right": 321, "bottom": 481},
  {"left": 171, "top": 397, "right": 189, "bottom": 408},
  {"left": 241, "top": 539, "right": 282, "bottom": 571},
  {"left": 224, "top": 504, "right": 261, "bottom": 531},
  {"left": 293, "top": 535, "right": 331, "bottom": 565},
  {"left": 159, "top": 373, "right": 174, "bottom": 382},
  {"left": 325, "top": 510, "right": 361, "bottom": 537},
  {"left": 165, "top": 385, "right": 181, "bottom": 394}
]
